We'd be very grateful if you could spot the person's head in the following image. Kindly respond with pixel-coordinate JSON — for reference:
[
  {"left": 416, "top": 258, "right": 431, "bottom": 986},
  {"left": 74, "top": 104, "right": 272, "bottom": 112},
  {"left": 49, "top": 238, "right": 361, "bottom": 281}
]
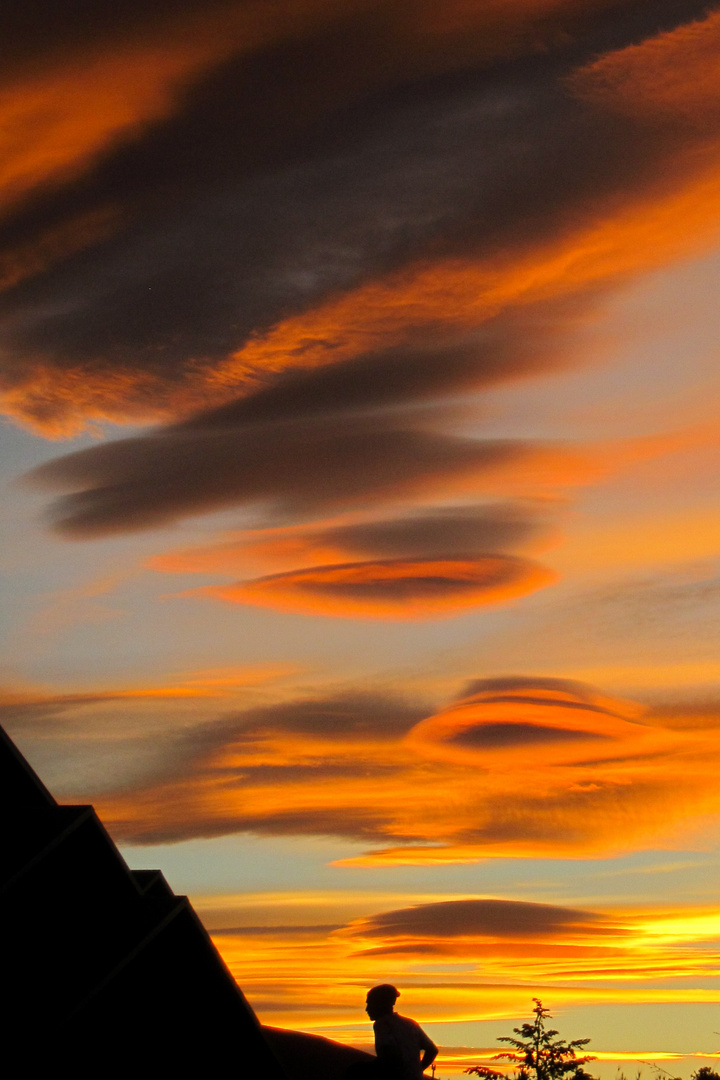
[{"left": 366, "top": 984, "right": 400, "bottom": 1021}]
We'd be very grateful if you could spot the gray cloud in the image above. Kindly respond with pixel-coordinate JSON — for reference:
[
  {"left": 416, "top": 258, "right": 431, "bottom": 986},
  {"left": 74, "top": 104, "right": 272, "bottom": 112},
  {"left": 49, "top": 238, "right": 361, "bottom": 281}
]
[
  {"left": 7, "top": 689, "right": 427, "bottom": 807},
  {"left": 296, "top": 502, "right": 548, "bottom": 560},
  {"left": 231, "top": 693, "right": 427, "bottom": 740},
  {"left": 644, "top": 700, "right": 720, "bottom": 730},
  {"left": 27, "top": 416, "right": 526, "bottom": 536},
  {"left": 127, "top": 804, "right": 405, "bottom": 846},
  {"left": 348, "top": 898, "right": 607, "bottom": 940},
  {"left": 114, "top": 690, "right": 428, "bottom": 792},
  {"left": 448, "top": 722, "right": 609, "bottom": 749},
  {"left": 454, "top": 779, "right": 669, "bottom": 847},
  {"left": 457, "top": 676, "right": 629, "bottom": 722}
]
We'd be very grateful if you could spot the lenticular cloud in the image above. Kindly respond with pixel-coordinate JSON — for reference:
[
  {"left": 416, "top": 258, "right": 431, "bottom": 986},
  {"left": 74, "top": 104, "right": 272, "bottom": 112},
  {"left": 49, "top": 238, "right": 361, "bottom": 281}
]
[{"left": 195, "top": 555, "right": 556, "bottom": 619}]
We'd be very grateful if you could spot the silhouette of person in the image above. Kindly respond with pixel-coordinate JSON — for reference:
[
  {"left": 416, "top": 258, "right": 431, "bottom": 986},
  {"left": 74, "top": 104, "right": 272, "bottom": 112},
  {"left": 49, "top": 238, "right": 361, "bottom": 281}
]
[{"left": 365, "top": 984, "right": 438, "bottom": 1080}]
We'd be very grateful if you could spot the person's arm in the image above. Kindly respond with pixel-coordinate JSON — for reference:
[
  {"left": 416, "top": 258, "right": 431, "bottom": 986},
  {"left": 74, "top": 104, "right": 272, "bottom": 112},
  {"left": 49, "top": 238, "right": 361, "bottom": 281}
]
[{"left": 419, "top": 1029, "right": 438, "bottom": 1072}]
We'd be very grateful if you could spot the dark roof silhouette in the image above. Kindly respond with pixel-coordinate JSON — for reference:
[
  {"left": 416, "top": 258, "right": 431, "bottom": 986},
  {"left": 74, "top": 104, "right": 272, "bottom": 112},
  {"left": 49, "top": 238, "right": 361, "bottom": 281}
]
[
  {"left": 264, "top": 1026, "right": 376, "bottom": 1080},
  {"left": 0, "top": 723, "right": 288, "bottom": 1076}
]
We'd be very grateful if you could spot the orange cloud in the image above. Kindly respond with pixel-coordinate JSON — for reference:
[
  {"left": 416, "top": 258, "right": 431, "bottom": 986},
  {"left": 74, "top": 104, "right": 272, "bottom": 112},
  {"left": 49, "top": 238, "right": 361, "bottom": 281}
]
[
  {"left": 0, "top": 28, "right": 229, "bottom": 217},
  {"left": 193, "top": 556, "right": 556, "bottom": 619},
  {"left": 560, "top": 506, "right": 720, "bottom": 574},
  {"left": 90, "top": 676, "right": 720, "bottom": 864},
  {"left": 148, "top": 528, "right": 349, "bottom": 576},
  {"left": 209, "top": 155, "right": 720, "bottom": 407},
  {"left": 404, "top": 679, "right": 651, "bottom": 767},
  {"left": 0, "top": 0, "right": 394, "bottom": 221},
  {"left": 0, "top": 0, "right": 618, "bottom": 220},
  {"left": 15, "top": 119, "right": 720, "bottom": 437},
  {"left": 148, "top": 501, "right": 553, "bottom": 576},
  {"left": 3, "top": 5, "right": 719, "bottom": 435},
  {"left": 197, "top": 889, "right": 720, "bottom": 1040},
  {"left": 570, "top": 7, "right": 720, "bottom": 123}
]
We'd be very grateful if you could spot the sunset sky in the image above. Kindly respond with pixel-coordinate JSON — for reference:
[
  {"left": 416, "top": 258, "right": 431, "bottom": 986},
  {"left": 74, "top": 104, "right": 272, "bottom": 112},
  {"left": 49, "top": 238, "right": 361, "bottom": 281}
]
[{"left": 4, "top": 0, "right": 720, "bottom": 1072}]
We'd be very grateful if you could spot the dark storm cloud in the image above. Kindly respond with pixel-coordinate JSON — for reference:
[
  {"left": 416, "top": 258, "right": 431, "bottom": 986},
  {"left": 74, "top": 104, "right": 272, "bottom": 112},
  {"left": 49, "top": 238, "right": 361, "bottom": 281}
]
[
  {"left": 348, "top": 898, "right": 607, "bottom": 939},
  {"left": 0, "top": 0, "right": 713, "bottom": 433}
]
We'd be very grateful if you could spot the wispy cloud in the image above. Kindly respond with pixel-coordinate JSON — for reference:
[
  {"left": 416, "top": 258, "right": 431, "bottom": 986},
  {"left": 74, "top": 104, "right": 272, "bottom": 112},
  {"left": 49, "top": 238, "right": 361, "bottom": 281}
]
[{"left": 82, "top": 675, "right": 720, "bottom": 862}]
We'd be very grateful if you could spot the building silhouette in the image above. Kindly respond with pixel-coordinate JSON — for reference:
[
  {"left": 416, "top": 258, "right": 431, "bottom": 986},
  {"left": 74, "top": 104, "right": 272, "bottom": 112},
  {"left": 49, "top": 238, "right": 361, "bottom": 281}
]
[{"left": 1, "top": 723, "right": 289, "bottom": 1076}]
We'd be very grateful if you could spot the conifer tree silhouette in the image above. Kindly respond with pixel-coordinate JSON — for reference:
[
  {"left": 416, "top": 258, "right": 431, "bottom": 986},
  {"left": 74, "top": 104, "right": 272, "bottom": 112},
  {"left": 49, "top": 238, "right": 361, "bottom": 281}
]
[{"left": 466, "top": 999, "right": 595, "bottom": 1080}]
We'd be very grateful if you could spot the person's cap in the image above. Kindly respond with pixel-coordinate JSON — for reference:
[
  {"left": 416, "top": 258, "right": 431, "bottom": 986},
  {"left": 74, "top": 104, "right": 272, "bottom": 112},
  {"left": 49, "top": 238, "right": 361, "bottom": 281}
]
[{"left": 366, "top": 984, "right": 400, "bottom": 1008}]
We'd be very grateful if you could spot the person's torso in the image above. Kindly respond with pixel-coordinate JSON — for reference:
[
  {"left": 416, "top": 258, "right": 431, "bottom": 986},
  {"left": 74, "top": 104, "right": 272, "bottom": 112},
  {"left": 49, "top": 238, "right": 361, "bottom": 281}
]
[{"left": 374, "top": 1013, "right": 426, "bottom": 1080}]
